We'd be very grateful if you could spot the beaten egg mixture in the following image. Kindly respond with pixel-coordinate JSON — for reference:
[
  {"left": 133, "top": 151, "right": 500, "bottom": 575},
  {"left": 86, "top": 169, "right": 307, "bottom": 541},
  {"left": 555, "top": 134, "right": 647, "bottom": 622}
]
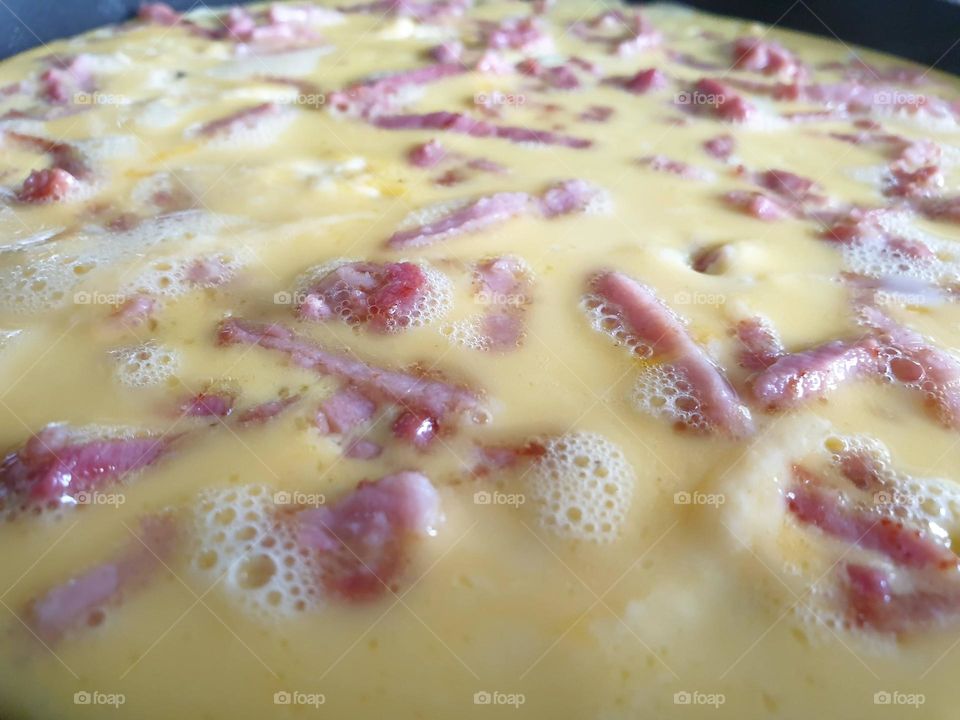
[{"left": 1, "top": 1, "right": 960, "bottom": 718}]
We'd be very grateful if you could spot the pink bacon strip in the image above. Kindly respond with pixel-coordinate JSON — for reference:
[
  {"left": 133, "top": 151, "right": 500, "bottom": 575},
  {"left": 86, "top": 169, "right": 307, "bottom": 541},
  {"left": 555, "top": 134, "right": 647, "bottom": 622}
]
[
  {"left": 845, "top": 563, "right": 960, "bottom": 634},
  {"left": 217, "top": 318, "right": 478, "bottom": 421},
  {"left": 787, "top": 467, "right": 957, "bottom": 570},
  {"left": 371, "top": 111, "right": 593, "bottom": 149},
  {"left": 590, "top": 271, "right": 754, "bottom": 437},
  {"left": 26, "top": 514, "right": 177, "bottom": 643},
  {"left": 749, "top": 337, "right": 882, "bottom": 410},
  {"left": 0, "top": 425, "right": 175, "bottom": 514},
  {"left": 387, "top": 180, "right": 601, "bottom": 249}
]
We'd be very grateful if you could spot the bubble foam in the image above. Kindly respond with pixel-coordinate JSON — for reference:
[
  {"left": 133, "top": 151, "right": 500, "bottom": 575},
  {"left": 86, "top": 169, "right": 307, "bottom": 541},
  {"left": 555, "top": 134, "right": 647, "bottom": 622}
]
[
  {"left": 193, "top": 484, "right": 321, "bottom": 618},
  {"left": 529, "top": 432, "right": 635, "bottom": 543},
  {"left": 112, "top": 342, "right": 179, "bottom": 387}
]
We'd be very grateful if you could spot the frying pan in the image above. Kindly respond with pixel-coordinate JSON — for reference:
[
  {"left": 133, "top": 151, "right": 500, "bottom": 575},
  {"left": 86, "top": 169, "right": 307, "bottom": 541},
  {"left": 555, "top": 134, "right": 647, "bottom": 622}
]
[{"left": 2, "top": 0, "right": 960, "bottom": 74}]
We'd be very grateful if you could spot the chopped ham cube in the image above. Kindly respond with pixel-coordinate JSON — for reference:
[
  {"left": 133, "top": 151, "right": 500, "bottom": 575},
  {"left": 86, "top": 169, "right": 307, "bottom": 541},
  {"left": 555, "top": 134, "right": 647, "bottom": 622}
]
[
  {"left": 732, "top": 37, "right": 802, "bottom": 78},
  {"left": 295, "top": 471, "right": 442, "bottom": 601},
  {"left": 689, "top": 78, "right": 755, "bottom": 122}
]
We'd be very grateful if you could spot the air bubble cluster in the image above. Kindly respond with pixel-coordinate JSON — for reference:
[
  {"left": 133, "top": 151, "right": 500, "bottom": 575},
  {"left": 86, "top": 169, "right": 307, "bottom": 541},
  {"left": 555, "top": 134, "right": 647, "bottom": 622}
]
[
  {"left": 193, "top": 484, "right": 321, "bottom": 618},
  {"left": 529, "top": 432, "right": 635, "bottom": 543},
  {"left": 631, "top": 364, "right": 708, "bottom": 433},
  {"left": 112, "top": 342, "right": 180, "bottom": 387}
]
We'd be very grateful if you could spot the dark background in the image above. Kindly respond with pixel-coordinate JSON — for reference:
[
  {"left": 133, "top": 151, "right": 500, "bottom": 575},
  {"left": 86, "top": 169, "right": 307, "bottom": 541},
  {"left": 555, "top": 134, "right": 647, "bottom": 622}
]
[{"left": 1, "top": 0, "right": 959, "bottom": 75}]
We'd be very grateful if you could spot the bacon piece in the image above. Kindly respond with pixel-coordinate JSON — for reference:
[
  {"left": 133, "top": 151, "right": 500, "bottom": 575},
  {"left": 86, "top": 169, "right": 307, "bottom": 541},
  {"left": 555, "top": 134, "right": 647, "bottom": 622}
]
[
  {"left": 471, "top": 441, "right": 546, "bottom": 476},
  {"left": 186, "top": 256, "right": 234, "bottom": 287},
  {"left": 337, "top": 0, "right": 469, "bottom": 22},
  {"left": 218, "top": 319, "right": 478, "bottom": 421},
  {"left": 110, "top": 294, "right": 157, "bottom": 328},
  {"left": 137, "top": 2, "right": 182, "bottom": 25},
  {"left": 408, "top": 139, "right": 447, "bottom": 168},
  {"left": 703, "top": 134, "right": 735, "bottom": 161},
  {"left": 295, "top": 471, "right": 441, "bottom": 601},
  {"left": 470, "top": 256, "right": 531, "bottom": 351},
  {"left": 787, "top": 473, "right": 956, "bottom": 570},
  {"left": 691, "top": 243, "right": 732, "bottom": 275},
  {"left": 318, "top": 387, "right": 377, "bottom": 435},
  {"left": 603, "top": 67, "right": 667, "bottom": 94},
  {"left": 39, "top": 55, "right": 95, "bottom": 105},
  {"left": 537, "top": 178, "right": 602, "bottom": 217},
  {"left": 388, "top": 193, "right": 530, "bottom": 249},
  {"left": 756, "top": 169, "right": 823, "bottom": 204},
  {"left": 387, "top": 180, "right": 600, "bottom": 248},
  {"left": 372, "top": 111, "right": 592, "bottom": 149},
  {"left": 579, "top": 105, "right": 614, "bottom": 123},
  {"left": 637, "top": 155, "right": 710, "bottom": 181},
  {"left": 26, "top": 514, "right": 177, "bottom": 643},
  {"left": 860, "top": 307, "right": 960, "bottom": 429},
  {"left": 732, "top": 37, "right": 802, "bottom": 77},
  {"left": 344, "top": 438, "right": 383, "bottom": 460},
  {"left": 749, "top": 337, "right": 882, "bottom": 410},
  {"left": 688, "top": 78, "right": 754, "bottom": 123},
  {"left": 237, "top": 396, "right": 299, "bottom": 424},
  {"left": 722, "top": 190, "right": 790, "bottom": 221},
  {"left": 180, "top": 391, "right": 235, "bottom": 418},
  {"left": 16, "top": 168, "right": 77, "bottom": 204},
  {"left": 836, "top": 448, "right": 885, "bottom": 492},
  {"left": 516, "top": 59, "right": 580, "bottom": 90},
  {"left": 328, "top": 63, "right": 464, "bottom": 118},
  {"left": 735, "top": 317, "right": 784, "bottom": 371},
  {"left": 297, "top": 261, "right": 428, "bottom": 332},
  {"left": 198, "top": 102, "right": 282, "bottom": 137},
  {"left": 590, "top": 272, "right": 753, "bottom": 437},
  {"left": 844, "top": 563, "right": 960, "bottom": 633},
  {"left": 392, "top": 411, "right": 438, "bottom": 450},
  {"left": 479, "top": 16, "right": 550, "bottom": 52},
  {"left": 571, "top": 9, "right": 660, "bottom": 56},
  {"left": 0, "top": 425, "right": 173, "bottom": 513}
]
